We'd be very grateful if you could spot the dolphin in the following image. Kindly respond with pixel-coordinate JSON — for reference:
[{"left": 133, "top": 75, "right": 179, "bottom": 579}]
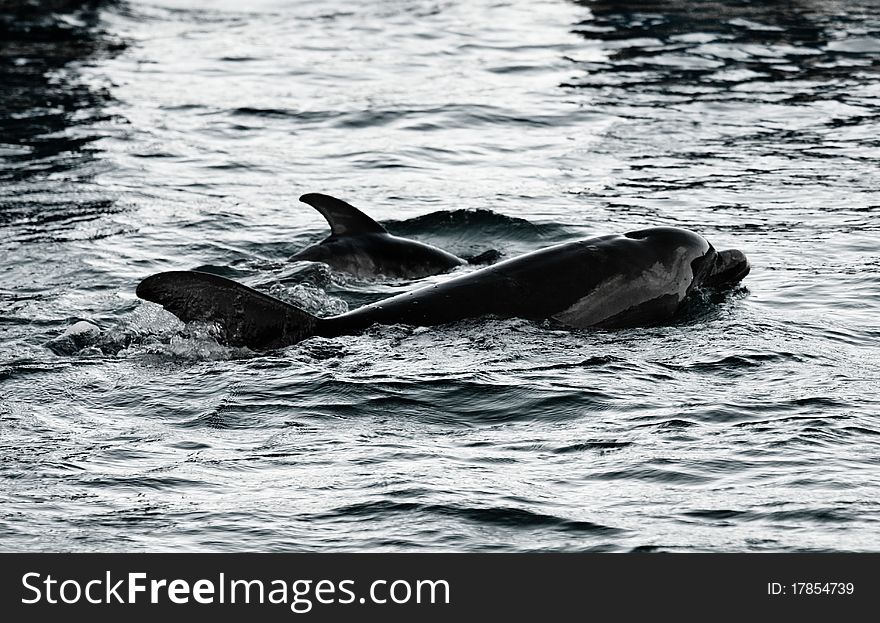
[
  {"left": 137, "top": 227, "right": 749, "bottom": 350},
  {"left": 291, "top": 193, "right": 490, "bottom": 279}
]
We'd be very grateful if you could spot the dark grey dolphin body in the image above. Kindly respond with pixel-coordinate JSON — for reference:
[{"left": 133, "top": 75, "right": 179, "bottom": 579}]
[
  {"left": 136, "top": 226, "right": 750, "bottom": 350},
  {"left": 291, "top": 193, "right": 467, "bottom": 279}
]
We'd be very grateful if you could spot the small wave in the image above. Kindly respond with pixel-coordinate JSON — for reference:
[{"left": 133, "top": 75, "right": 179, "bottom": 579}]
[
  {"left": 222, "top": 102, "right": 589, "bottom": 132},
  {"left": 315, "top": 500, "right": 623, "bottom": 535},
  {"left": 592, "top": 466, "right": 712, "bottom": 485},
  {"left": 0, "top": 197, "right": 124, "bottom": 244},
  {"left": 295, "top": 337, "right": 349, "bottom": 361},
  {"left": 230, "top": 107, "right": 338, "bottom": 122},
  {"left": 629, "top": 545, "right": 667, "bottom": 553},
  {"left": 331, "top": 104, "right": 572, "bottom": 130},
  {"left": 0, "top": 359, "right": 79, "bottom": 382},
  {"left": 178, "top": 412, "right": 232, "bottom": 430},
  {"left": 684, "top": 507, "right": 853, "bottom": 524},
  {"left": 659, "top": 351, "right": 809, "bottom": 372},
  {"left": 654, "top": 419, "right": 698, "bottom": 429},
  {"left": 382, "top": 209, "right": 575, "bottom": 259},
  {"left": 325, "top": 378, "right": 608, "bottom": 424},
  {"left": 522, "top": 355, "right": 625, "bottom": 373},
  {"left": 81, "top": 475, "right": 205, "bottom": 491},
  {"left": 552, "top": 440, "right": 633, "bottom": 454},
  {"left": 842, "top": 426, "right": 880, "bottom": 437},
  {"left": 386, "top": 208, "right": 569, "bottom": 241}
]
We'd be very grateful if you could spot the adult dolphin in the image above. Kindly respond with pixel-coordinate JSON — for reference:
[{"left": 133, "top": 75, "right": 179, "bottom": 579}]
[
  {"left": 292, "top": 193, "right": 496, "bottom": 279},
  {"left": 137, "top": 226, "right": 750, "bottom": 350}
]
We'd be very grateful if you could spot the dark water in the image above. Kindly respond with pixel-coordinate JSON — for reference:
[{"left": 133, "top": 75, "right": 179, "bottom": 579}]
[{"left": 1, "top": 0, "right": 878, "bottom": 551}]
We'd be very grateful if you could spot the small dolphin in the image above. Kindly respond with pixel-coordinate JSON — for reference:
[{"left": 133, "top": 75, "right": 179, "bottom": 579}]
[
  {"left": 292, "top": 193, "right": 480, "bottom": 279},
  {"left": 137, "top": 226, "right": 750, "bottom": 350}
]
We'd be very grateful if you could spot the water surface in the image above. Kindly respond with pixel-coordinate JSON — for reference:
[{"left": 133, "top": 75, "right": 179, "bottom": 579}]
[{"left": 1, "top": 0, "right": 878, "bottom": 551}]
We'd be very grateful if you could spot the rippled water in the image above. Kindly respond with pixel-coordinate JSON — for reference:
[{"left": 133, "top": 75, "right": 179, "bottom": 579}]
[{"left": 1, "top": 0, "right": 879, "bottom": 551}]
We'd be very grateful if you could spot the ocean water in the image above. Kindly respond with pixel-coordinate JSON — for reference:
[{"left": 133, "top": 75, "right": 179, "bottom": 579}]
[{"left": 1, "top": 0, "right": 878, "bottom": 552}]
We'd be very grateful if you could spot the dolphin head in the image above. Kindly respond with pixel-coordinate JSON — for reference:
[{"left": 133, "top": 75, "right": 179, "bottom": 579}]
[{"left": 623, "top": 226, "right": 750, "bottom": 292}]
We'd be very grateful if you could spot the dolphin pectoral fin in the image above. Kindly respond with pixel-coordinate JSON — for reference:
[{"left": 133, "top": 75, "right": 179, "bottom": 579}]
[
  {"left": 136, "top": 271, "right": 319, "bottom": 350},
  {"left": 299, "top": 193, "right": 387, "bottom": 237},
  {"left": 463, "top": 249, "right": 502, "bottom": 265}
]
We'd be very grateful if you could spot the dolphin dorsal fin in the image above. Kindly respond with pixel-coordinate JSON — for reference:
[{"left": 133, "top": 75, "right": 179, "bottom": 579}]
[{"left": 299, "top": 193, "right": 387, "bottom": 237}]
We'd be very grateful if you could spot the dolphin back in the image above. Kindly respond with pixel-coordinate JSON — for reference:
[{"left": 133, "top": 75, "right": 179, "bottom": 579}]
[{"left": 136, "top": 271, "right": 320, "bottom": 349}]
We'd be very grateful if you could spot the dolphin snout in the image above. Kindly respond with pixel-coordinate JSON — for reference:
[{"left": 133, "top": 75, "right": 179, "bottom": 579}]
[{"left": 705, "top": 248, "right": 750, "bottom": 288}]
